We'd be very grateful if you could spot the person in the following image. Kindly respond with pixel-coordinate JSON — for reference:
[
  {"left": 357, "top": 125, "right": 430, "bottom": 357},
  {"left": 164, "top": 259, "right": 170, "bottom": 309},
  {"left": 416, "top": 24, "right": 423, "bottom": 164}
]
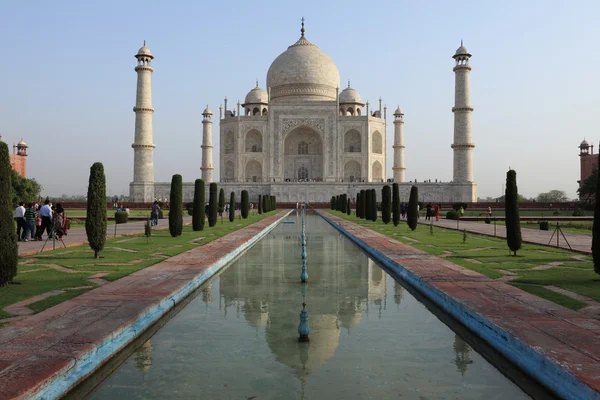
[
  {"left": 434, "top": 204, "right": 441, "bottom": 221},
  {"left": 14, "top": 202, "right": 25, "bottom": 241},
  {"left": 426, "top": 203, "right": 432, "bottom": 220},
  {"left": 39, "top": 199, "right": 53, "bottom": 239},
  {"left": 488, "top": 206, "right": 492, "bottom": 217},
  {"left": 400, "top": 203, "right": 406, "bottom": 219},
  {"left": 23, "top": 203, "right": 36, "bottom": 242},
  {"left": 35, "top": 208, "right": 44, "bottom": 241},
  {"left": 459, "top": 206, "right": 465, "bottom": 217},
  {"left": 417, "top": 203, "right": 421, "bottom": 219},
  {"left": 151, "top": 201, "right": 160, "bottom": 226},
  {"left": 53, "top": 203, "right": 68, "bottom": 239}
]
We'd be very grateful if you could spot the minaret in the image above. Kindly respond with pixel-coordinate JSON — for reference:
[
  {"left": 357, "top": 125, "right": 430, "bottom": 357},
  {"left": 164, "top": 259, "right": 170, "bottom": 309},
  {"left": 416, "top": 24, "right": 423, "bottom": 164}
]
[
  {"left": 451, "top": 41, "right": 475, "bottom": 183},
  {"left": 392, "top": 107, "right": 405, "bottom": 182},
  {"left": 130, "top": 41, "right": 155, "bottom": 202},
  {"left": 201, "top": 106, "right": 214, "bottom": 182}
]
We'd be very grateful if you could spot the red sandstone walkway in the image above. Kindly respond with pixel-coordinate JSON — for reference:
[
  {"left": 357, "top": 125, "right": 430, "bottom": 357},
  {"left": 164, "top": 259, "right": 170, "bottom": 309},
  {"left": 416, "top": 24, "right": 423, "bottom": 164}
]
[
  {"left": 423, "top": 218, "right": 592, "bottom": 254},
  {"left": 17, "top": 217, "right": 193, "bottom": 256},
  {"left": 324, "top": 211, "right": 600, "bottom": 396},
  {"left": 0, "top": 211, "right": 287, "bottom": 400}
]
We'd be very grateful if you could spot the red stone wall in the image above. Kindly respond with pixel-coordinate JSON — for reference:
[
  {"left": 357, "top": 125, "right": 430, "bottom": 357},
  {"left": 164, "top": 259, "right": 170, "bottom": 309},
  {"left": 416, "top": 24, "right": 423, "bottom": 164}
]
[
  {"left": 9, "top": 154, "right": 27, "bottom": 177},
  {"left": 579, "top": 153, "right": 597, "bottom": 184}
]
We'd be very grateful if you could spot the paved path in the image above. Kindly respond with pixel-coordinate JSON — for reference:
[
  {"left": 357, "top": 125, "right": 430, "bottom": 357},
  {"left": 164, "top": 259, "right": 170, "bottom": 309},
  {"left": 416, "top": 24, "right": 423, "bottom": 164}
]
[
  {"left": 17, "top": 217, "right": 193, "bottom": 256},
  {"left": 323, "top": 212, "right": 600, "bottom": 397},
  {"left": 423, "top": 218, "right": 591, "bottom": 254},
  {"left": 0, "top": 211, "right": 287, "bottom": 400}
]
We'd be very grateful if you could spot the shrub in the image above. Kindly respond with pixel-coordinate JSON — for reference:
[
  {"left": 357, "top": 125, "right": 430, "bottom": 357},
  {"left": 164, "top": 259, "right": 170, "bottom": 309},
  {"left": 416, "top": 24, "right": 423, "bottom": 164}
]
[
  {"left": 365, "top": 189, "right": 371, "bottom": 220},
  {"left": 370, "top": 189, "right": 377, "bottom": 222},
  {"left": 241, "top": 190, "right": 249, "bottom": 219},
  {"left": 381, "top": 185, "right": 391, "bottom": 224},
  {"left": 484, "top": 217, "right": 490, "bottom": 224},
  {"left": 218, "top": 188, "right": 225, "bottom": 216},
  {"left": 114, "top": 211, "right": 128, "bottom": 224},
  {"left": 446, "top": 210, "right": 460, "bottom": 220},
  {"left": 452, "top": 202, "right": 469, "bottom": 211},
  {"left": 573, "top": 208, "right": 585, "bottom": 217},
  {"left": 272, "top": 196, "right": 276, "bottom": 211},
  {"left": 192, "top": 179, "right": 205, "bottom": 231},
  {"left": 407, "top": 186, "right": 418, "bottom": 231},
  {"left": 208, "top": 183, "right": 218, "bottom": 227},
  {"left": 540, "top": 221, "right": 549, "bottom": 231},
  {"left": 505, "top": 169, "right": 522, "bottom": 256},
  {"left": 331, "top": 196, "right": 335, "bottom": 210},
  {"left": 0, "top": 141, "right": 17, "bottom": 285},
  {"left": 553, "top": 210, "right": 561, "bottom": 216},
  {"left": 392, "top": 183, "right": 400, "bottom": 226},
  {"left": 347, "top": 198, "right": 351, "bottom": 215},
  {"left": 360, "top": 189, "right": 366, "bottom": 219},
  {"left": 186, "top": 203, "right": 193, "bottom": 216},
  {"left": 258, "top": 194, "right": 262, "bottom": 214},
  {"left": 168, "top": 174, "right": 183, "bottom": 237},
  {"left": 262, "top": 195, "right": 267, "bottom": 213},
  {"left": 229, "top": 192, "right": 235, "bottom": 222}
]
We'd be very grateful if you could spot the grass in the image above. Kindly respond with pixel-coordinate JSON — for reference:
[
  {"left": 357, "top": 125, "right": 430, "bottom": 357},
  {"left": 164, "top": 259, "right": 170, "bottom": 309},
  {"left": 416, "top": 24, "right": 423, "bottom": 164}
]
[
  {"left": 328, "top": 210, "right": 598, "bottom": 311},
  {"left": 0, "top": 211, "right": 276, "bottom": 321},
  {"left": 480, "top": 219, "right": 592, "bottom": 236},
  {"left": 512, "top": 284, "right": 587, "bottom": 310}
]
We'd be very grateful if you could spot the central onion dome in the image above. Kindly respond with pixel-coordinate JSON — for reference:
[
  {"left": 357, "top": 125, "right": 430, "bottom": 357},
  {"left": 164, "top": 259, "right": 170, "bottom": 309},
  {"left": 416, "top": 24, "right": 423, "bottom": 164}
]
[{"left": 266, "top": 22, "right": 340, "bottom": 102}]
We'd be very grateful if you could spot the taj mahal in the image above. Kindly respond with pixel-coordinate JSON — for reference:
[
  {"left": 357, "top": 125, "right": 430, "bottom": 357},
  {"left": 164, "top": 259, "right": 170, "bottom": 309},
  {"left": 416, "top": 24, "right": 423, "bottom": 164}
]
[{"left": 129, "top": 21, "right": 477, "bottom": 204}]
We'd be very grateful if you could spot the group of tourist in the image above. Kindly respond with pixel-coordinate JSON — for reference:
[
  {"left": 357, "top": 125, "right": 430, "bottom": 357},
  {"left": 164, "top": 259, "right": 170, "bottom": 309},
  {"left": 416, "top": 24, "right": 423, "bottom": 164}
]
[{"left": 14, "top": 199, "right": 68, "bottom": 242}]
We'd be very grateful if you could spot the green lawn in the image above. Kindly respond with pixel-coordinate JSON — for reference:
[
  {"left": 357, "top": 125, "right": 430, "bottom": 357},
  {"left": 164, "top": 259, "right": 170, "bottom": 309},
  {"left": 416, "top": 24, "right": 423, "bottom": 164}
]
[
  {"left": 0, "top": 211, "right": 276, "bottom": 320},
  {"left": 66, "top": 209, "right": 171, "bottom": 217},
  {"left": 478, "top": 220, "right": 592, "bottom": 236},
  {"left": 328, "top": 211, "right": 599, "bottom": 310}
]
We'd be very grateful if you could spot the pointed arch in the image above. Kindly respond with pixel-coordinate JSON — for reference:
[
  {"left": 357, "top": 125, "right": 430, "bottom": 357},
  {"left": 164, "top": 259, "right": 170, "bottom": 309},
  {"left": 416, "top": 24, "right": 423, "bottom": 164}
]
[
  {"left": 344, "top": 160, "right": 361, "bottom": 182},
  {"left": 224, "top": 131, "right": 234, "bottom": 154},
  {"left": 344, "top": 129, "right": 361, "bottom": 153},
  {"left": 224, "top": 160, "right": 234, "bottom": 181},
  {"left": 245, "top": 129, "right": 262, "bottom": 152},
  {"left": 372, "top": 131, "right": 383, "bottom": 154},
  {"left": 245, "top": 160, "right": 262, "bottom": 182},
  {"left": 372, "top": 160, "right": 383, "bottom": 181}
]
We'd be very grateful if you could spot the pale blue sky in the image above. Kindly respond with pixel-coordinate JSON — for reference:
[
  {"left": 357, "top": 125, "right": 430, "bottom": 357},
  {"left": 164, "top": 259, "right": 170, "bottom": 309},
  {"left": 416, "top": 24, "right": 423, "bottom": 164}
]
[{"left": 1, "top": 0, "right": 598, "bottom": 199}]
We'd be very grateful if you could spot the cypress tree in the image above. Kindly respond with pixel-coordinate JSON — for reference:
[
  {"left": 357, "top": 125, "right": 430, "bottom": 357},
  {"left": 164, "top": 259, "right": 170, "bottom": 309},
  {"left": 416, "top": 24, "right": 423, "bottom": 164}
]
[
  {"left": 241, "top": 190, "right": 249, "bottom": 218},
  {"left": 360, "top": 189, "right": 367, "bottom": 219},
  {"left": 365, "top": 189, "right": 372, "bottom": 220},
  {"left": 218, "top": 188, "right": 225, "bottom": 217},
  {"left": 356, "top": 192, "right": 361, "bottom": 218},
  {"left": 593, "top": 152, "right": 600, "bottom": 274},
  {"left": 85, "top": 162, "right": 107, "bottom": 258},
  {"left": 262, "top": 195, "right": 267, "bottom": 212},
  {"left": 229, "top": 192, "right": 235, "bottom": 222},
  {"left": 0, "top": 141, "right": 18, "bottom": 285},
  {"left": 370, "top": 189, "right": 377, "bottom": 222},
  {"left": 271, "top": 196, "right": 276, "bottom": 211},
  {"left": 407, "top": 185, "right": 419, "bottom": 231},
  {"left": 382, "top": 185, "right": 391, "bottom": 224},
  {"left": 392, "top": 183, "right": 400, "bottom": 226},
  {"left": 168, "top": 174, "right": 183, "bottom": 237},
  {"left": 505, "top": 169, "right": 522, "bottom": 256},
  {"left": 208, "top": 183, "right": 218, "bottom": 227},
  {"left": 192, "top": 179, "right": 205, "bottom": 231},
  {"left": 258, "top": 194, "right": 262, "bottom": 214},
  {"left": 347, "top": 198, "right": 351, "bottom": 215},
  {"left": 331, "top": 196, "right": 335, "bottom": 210}
]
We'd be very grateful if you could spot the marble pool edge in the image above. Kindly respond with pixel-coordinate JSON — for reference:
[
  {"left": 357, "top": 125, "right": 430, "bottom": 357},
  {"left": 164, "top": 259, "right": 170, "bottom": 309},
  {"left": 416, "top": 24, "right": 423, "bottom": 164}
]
[
  {"left": 33, "top": 210, "right": 293, "bottom": 400},
  {"left": 316, "top": 210, "right": 599, "bottom": 400}
]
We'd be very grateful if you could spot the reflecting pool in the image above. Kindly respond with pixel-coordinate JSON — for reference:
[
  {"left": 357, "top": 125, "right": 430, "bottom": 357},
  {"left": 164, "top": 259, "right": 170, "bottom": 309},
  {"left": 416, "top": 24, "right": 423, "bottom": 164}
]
[{"left": 88, "top": 212, "right": 531, "bottom": 399}]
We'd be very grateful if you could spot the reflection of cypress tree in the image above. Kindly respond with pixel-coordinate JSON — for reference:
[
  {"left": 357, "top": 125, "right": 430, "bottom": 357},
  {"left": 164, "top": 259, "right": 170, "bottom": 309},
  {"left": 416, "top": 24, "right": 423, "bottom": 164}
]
[
  {"left": 202, "top": 284, "right": 212, "bottom": 304},
  {"left": 453, "top": 334, "right": 472, "bottom": 377},
  {"left": 393, "top": 281, "right": 404, "bottom": 306},
  {"left": 134, "top": 340, "right": 153, "bottom": 373}
]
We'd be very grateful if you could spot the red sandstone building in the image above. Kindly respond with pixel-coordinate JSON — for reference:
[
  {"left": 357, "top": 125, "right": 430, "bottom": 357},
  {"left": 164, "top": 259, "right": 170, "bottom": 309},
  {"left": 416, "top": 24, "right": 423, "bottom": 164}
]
[
  {"left": 0, "top": 136, "right": 28, "bottom": 177},
  {"left": 579, "top": 139, "right": 597, "bottom": 195}
]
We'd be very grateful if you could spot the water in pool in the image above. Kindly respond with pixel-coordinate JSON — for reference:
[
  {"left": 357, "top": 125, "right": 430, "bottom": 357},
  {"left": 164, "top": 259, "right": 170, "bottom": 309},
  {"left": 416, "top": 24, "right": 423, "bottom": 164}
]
[{"left": 88, "top": 212, "right": 531, "bottom": 399}]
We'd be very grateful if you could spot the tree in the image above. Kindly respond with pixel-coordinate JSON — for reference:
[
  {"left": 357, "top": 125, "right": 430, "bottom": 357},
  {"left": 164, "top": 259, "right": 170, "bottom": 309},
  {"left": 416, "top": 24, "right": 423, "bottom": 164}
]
[
  {"left": 347, "top": 198, "right": 351, "bottom": 215},
  {"left": 370, "top": 189, "right": 377, "bottom": 222},
  {"left": 407, "top": 185, "right": 418, "bottom": 231},
  {"left": 593, "top": 155, "right": 600, "bottom": 273},
  {"left": 258, "top": 194, "right": 262, "bottom": 214},
  {"left": 218, "top": 188, "right": 225, "bottom": 218},
  {"left": 331, "top": 196, "right": 335, "bottom": 210},
  {"left": 365, "top": 189, "right": 372, "bottom": 220},
  {"left": 229, "top": 192, "right": 235, "bottom": 222},
  {"left": 392, "top": 183, "right": 400, "bottom": 226},
  {"left": 356, "top": 192, "right": 361, "bottom": 218},
  {"left": 360, "top": 189, "right": 366, "bottom": 219},
  {"left": 579, "top": 166, "right": 597, "bottom": 202},
  {"left": 168, "top": 174, "right": 183, "bottom": 237},
  {"left": 208, "top": 183, "right": 218, "bottom": 227},
  {"left": 85, "top": 162, "right": 107, "bottom": 258},
  {"left": 272, "top": 196, "right": 276, "bottom": 210},
  {"left": 381, "top": 185, "right": 391, "bottom": 224},
  {"left": 10, "top": 170, "right": 42, "bottom": 205},
  {"left": 192, "top": 179, "right": 205, "bottom": 231},
  {"left": 262, "top": 195, "right": 267, "bottom": 212},
  {"left": 536, "top": 190, "right": 569, "bottom": 203},
  {"left": 505, "top": 169, "right": 522, "bottom": 256},
  {"left": 241, "top": 190, "right": 249, "bottom": 218},
  {"left": 0, "top": 142, "right": 18, "bottom": 285}
]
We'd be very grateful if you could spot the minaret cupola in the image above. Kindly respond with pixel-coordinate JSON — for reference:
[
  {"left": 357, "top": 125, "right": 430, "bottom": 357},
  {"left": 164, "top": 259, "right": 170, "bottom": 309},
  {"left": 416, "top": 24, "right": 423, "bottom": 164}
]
[
  {"left": 339, "top": 80, "right": 364, "bottom": 116},
  {"left": 243, "top": 81, "right": 269, "bottom": 116}
]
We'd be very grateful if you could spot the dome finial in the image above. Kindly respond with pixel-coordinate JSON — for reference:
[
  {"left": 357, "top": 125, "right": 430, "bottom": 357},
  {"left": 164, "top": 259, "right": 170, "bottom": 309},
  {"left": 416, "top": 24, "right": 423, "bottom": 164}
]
[
  {"left": 144, "top": 40, "right": 146, "bottom": 46},
  {"left": 301, "top": 16, "right": 305, "bottom": 38},
  {"left": 461, "top": 39, "right": 463, "bottom": 46},
  {"left": 348, "top": 79, "right": 350, "bottom": 88}
]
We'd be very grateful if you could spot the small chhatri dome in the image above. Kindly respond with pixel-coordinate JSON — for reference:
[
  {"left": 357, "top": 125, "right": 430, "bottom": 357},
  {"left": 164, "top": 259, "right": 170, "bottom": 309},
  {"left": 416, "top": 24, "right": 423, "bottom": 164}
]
[
  {"left": 580, "top": 139, "right": 590, "bottom": 147},
  {"left": 453, "top": 40, "right": 471, "bottom": 58},
  {"left": 244, "top": 82, "right": 269, "bottom": 104},
  {"left": 136, "top": 40, "right": 153, "bottom": 59},
  {"left": 202, "top": 105, "right": 212, "bottom": 115},
  {"left": 339, "top": 82, "right": 362, "bottom": 104},
  {"left": 393, "top": 106, "right": 403, "bottom": 116},
  {"left": 17, "top": 139, "right": 27, "bottom": 147}
]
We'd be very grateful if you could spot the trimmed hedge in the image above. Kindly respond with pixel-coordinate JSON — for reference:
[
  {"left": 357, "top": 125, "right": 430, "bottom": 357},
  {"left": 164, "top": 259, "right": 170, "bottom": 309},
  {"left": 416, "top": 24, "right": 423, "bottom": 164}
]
[
  {"left": 446, "top": 210, "right": 460, "bottom": 220},
  {"left": 192, "top": 179, "right": 205, "bottom": 231},
  {"left": 381, "top": 185, "right": 391, "bottom": 224},
  {"left": 168, "top": 174, "right": 183, "bottom": 237},
  {"left": 208, "top": 183, "right": 218, "bottom": 227},
  {"left": 229, "top": 192, "right": 235, "bottom": 222},
  {"left": 407, "top": 185, "right": 418, "bottom": 230},
  {"left": 505, "top": 169, "right": 522, "bottom": 256},
  {"left": 114, "top": 211, "right": 128, "bottom": 224},
  {"left": 0, "top": 141, "right": 17, "bottom": 285},
  {"left": 86, "top": 162, "right": 107, "bottom": 258},
  {"left": 241, "top": 190, "right": 249, "bottom": 219},
  {"left": 392, "top": 183, "right": 400, "bottom": 226}
]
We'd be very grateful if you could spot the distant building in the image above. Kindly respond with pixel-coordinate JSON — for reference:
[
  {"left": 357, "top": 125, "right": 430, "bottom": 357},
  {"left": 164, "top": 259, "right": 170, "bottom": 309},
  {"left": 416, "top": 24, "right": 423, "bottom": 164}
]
[
  {"left": 0, "top": 136, "right": 28, "bottom": 177},
  {"left": 578, "top": 140, "right": 597, "bottom": 194}
]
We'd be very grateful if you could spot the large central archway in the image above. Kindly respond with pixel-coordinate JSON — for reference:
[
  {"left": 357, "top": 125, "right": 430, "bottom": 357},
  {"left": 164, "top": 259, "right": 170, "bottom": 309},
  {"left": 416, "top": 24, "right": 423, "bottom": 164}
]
[{"left": 283, "top": 126, "right": 323, "bottom": 181}]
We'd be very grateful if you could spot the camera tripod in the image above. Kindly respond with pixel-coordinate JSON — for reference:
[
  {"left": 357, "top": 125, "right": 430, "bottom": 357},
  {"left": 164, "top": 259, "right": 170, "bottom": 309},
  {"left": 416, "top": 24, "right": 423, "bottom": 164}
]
[
  {"left": 547, "top": 222, "right": 572, "bottom": 251},
  {"left": 39, "top": 225, "right": 67, "bottom": 252}
]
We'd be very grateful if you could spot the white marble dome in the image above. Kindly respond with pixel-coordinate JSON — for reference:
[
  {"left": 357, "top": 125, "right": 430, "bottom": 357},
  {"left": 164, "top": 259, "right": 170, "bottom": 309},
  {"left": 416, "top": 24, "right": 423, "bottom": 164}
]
[
  {"left": 267, "top": 36, "right": 340, "bottom": 101},
  {"left": 339, "top": 87, "right": 362, "bottom": 104},
  {"left": 136, "top": 43, "right": 153, "bottom": 58},
  {"left": 454, "top": 43, "right": 471, "bottom": 57},
  {"left": 244, "top": 85, "right": 268, "bottom": 104}
]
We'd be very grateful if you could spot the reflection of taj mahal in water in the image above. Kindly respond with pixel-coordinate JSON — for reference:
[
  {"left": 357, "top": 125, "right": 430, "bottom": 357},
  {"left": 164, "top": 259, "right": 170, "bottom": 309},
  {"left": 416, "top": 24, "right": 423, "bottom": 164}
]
[{"left": 130, "top": 20, "right": 477, "bottom": 203}]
